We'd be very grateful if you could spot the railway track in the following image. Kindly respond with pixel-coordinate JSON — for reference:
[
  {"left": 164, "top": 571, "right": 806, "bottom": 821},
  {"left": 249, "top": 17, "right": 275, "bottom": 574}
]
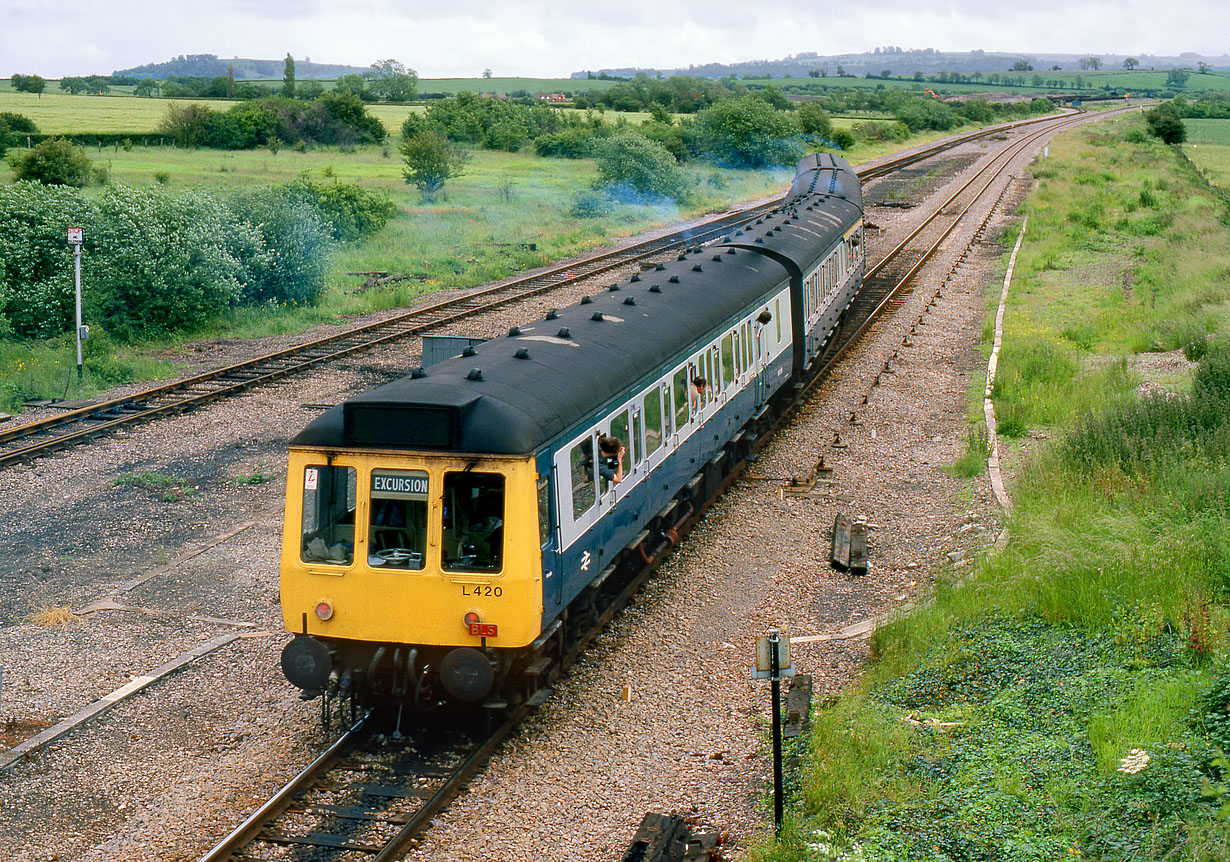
[
  {"left": 0, "top": 112, "right": 1075, "bottom": 471},
  {"left": 194, "top": 109, "right": 1109, "bottom": 862}
]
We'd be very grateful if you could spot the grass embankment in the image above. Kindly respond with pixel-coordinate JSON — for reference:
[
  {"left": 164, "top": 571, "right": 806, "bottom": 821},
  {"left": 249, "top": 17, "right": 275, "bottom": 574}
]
[{"left": 753, "top": 115, "right": 1230, "bottom": 860}]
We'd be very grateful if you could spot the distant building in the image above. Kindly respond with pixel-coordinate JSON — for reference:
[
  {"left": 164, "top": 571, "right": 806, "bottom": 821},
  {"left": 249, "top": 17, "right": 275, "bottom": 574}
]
[{"left": 535, "top": 93, "right": 567, "bottom": 103}]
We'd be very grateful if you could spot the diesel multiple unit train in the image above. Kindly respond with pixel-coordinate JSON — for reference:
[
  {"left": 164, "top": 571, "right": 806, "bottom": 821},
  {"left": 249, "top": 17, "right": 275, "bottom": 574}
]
[{"left": 279, "top": 153, "right": 865, "bottom": 711}]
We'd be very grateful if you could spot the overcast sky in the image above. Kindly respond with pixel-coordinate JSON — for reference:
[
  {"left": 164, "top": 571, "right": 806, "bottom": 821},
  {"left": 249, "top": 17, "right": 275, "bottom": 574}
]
[{"left": 3, "top": 0, "right": 1227, "bottom": 79}]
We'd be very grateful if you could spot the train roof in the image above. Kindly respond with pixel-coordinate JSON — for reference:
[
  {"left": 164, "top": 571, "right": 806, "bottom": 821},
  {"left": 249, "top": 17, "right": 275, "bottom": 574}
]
[{"left": 292, "top": 155, "right": 863, "bottom": 456}]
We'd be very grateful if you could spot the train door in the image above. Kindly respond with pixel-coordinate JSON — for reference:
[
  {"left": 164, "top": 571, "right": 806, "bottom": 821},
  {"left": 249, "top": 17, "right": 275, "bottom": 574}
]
[
  {"left": 753, "top": 313, "right": 770, "bottom": 407},
  {"left": 535, "top": 450, "right": 561, "bottom": 609}
]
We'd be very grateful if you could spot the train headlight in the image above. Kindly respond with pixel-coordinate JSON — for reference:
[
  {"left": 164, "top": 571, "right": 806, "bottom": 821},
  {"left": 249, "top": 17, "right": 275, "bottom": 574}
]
[{"left": 315, "top": 600, "right": 334, "bottom": 621}]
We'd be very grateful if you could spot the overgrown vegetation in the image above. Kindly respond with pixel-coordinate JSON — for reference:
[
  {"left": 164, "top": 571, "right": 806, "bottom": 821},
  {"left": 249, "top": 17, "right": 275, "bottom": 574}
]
[
  {"left": 0, "top": 176, "right": 392, "bottom": 341},
  {"left": 753, "top": 116, "right": 1230, "bottom": 861}
]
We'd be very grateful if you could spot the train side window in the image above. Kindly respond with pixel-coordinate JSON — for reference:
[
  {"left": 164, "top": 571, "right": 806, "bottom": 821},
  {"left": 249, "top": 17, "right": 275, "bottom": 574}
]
[
  {"left": 674, "top": 367, "right": 690, "bottom": 427},
  {"left": 708, "top": 346, "right": 719, "bottom": 394},
  {"left": 537, "top": 474, "right": 551, "bottom": 548},
  {"left": 644, "top": 388, "right": 663, "bottom": 457},
  {"left": 721, "top": 335, "right": 735, "bottom": 387},
  {"left": 570, "top": 438, "right": 596, "bottom": 519},
  {"left": 367, "top": 469, "right": 428, "bottom": 570},
  {"left": 301, "top": 465, "right": 357, "bottom": 566},
  {"left": 610, "top": 410, "right": 632, "bottom": 477},
  {"left": 632, "top": 408, "right": 644, "bottom": 466},
  {"left": 441, "top": 472, "right": 505, "bottom": 572},
  {"left": 742, "top": 321, "right": 752, "bottom": 369},
  {"left": 660, "top": 383, "right": 673, "bottom": 438},
  {"left": 775, "top": 298, "right": 782, "bottom": 342}
]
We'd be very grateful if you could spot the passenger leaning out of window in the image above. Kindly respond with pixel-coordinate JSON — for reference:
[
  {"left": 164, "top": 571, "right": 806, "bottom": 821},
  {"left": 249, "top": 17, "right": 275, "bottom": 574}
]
[
  {"left": 690, "top": 376, "right": 708, "bottom": 412},
  {"left": 597, "top": 434, "right": 625, "bottom": 484}
]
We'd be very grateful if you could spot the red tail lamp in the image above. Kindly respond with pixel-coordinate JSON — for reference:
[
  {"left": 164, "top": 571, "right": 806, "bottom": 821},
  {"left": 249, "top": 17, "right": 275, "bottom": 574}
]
[{"left": 315, "top": 601, "right": 334, "bottom": 621}]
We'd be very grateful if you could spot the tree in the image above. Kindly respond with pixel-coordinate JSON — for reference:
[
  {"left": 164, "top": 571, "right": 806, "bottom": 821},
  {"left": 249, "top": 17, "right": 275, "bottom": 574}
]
[
  {"left": 1198, "top": 61, "right": 1212, "bottom": 74},
  {"left": 370, "top": 59, "right": 418, "bottom": 102},
  {"left": 282, "top": 53, "right": 296, "bottom": 98},
  {"left": 1123, "top": 57, "right": 1140, "bottom": 70},
  {"left": 696, "top": 96, "right": 802, "bottom": 167},
  {"left": 482, "top": 68, "right": 492, "bottom": 79},
  {"left": 593, "top": 130, "right": 688, "bottom": 202},
  {"left": 1012, "top": 60, "right": 1033, "bottom": 72},
  {"left": 8, "top": 137, "right": 93, "bottom": 186},
  {"left": 400, "top": 129, "right": 467, "bottom": 199},
  {"left": 797, "top": 102, "right": 832, "bottom": 137},
  {"left": 334, "top": 73, "right": 371, "bottom": 101},
  {"left": 158, "top": 102, "right": 215, "bottom": 148},
  {"left": 756, "top": 86, "right": 791, "bottom": 111},
  {"left": 12, "top": 74, "right": 46, "bottom": 97},
  {"left": 1167, "top": 68, "right": 1191, "bottom": 88},
  {"left": 226, "top": 63, "right": 235, "bottom": 99},
  {"left": 134, "top": 77, "right": 158, "bottom": 97},
  {"left": 1145, "top": 103, "right": 1186, "bottom": 143}
]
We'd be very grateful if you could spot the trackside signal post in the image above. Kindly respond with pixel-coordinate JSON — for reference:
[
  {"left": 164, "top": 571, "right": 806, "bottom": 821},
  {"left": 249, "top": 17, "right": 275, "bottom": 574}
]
[
  {"left": 755, "top": 629, "right": 794, "bottom": 831},
  {"left": 67, "top": 227, "right": 87, "bottom": 381}
]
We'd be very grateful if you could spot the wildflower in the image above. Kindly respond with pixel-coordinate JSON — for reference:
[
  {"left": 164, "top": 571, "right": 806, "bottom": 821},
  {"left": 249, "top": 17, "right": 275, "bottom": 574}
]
[{"left": 1117, "top": 748, "right": 1150, "bottom": 774}]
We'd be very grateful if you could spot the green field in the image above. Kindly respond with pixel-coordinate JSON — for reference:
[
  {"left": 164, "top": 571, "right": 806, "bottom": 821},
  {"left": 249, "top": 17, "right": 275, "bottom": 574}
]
[
  {"left": 0, "top": 91, "right": 245, "bottom": 135},
  {"left": 1184, "top": 119, "right": 1230, "bottom": 191}
]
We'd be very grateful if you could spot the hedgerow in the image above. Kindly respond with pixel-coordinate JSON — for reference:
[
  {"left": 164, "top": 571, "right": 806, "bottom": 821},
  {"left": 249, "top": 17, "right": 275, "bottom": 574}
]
[{"left": 0, "top": 178, "right": 392, "bottom": 341}]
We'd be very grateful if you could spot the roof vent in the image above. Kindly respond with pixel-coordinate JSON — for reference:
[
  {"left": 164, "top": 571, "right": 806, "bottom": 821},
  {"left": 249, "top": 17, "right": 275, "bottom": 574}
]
[
  {"left": 545, "top": 310, "right": 558, "bottom": 320},
  {"left": 712, "top": 254, "right": 723, "bottom": 262},
  {"left": 462, "top": 345, "right": 478, "bottom": 357},
  {"left": 608, "top": 283, "right": 620, "bottom": 292},
  {"left": 466, "top": 368, "right": 484, "bottom": 381},
  {"left": 755, "top": 237, "right": 765, "bottom": 244},
  {"left": 691, "top": 264, "right": 703, "bottom": 272},
  {"left": 677, "top": 253, "right": 688, "bottom": 261},
  {"left": 514, "top": 347, "right": 530, "bottom": 360},
  {"left": 508, "top": 326, "right": 521, "bottom": 336},
  {"left": 623, "top": 296, "right": 636, "bottom": 306},
  {"left": 735, "top": 229, "right": 744, "bottom": 237},
  {"left": 557, "top": 327, "right": 571, "bottom": 339},
  {"left": 669, "top": 275, "right": 680, "bottom": 283},
  {"left": 649, "top": 284, "right": 662, "bottom": 293},
  {"left": 655, "top": 263, "right": 666, "bottom": 271},
  {"left": 726, "top": 248, "right": 737, "bottom": 255},
  {"left": 591, "top": 311, "right": 604, "bottom": 321},
  {"left": 581, "top": 295, "right": 592, "bottom": 304},
  {"left": 630, "top": 273, "right": 641, "bottom": 282},
  {"left": 411, "top": 366, "right": 427, "bottom": 379}
]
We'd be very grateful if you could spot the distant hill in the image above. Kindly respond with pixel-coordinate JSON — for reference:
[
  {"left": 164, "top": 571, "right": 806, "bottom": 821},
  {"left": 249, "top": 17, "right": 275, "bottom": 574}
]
[
  {"left": 114, "top": 54, "right": 370, "bottom": 79},
  {"left": 575, "top": 49, "right": 1230, "bottom": 79}
]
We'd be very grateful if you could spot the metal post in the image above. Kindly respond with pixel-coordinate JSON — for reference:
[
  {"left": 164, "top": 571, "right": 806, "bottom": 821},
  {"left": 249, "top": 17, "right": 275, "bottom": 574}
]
[
  {"left": 73, "top": 242, "right": 83, "bottom": 381},
  {"left": 770, "top": 630, "right": 784, "bottom": 831}
]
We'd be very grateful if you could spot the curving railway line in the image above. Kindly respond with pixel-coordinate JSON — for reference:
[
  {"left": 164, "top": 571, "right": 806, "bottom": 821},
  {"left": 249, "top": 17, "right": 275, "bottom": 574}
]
[
  {"left": 193, "top": 107, "right": 1133, "bottom": 862},
  {"left": 0, "top": 111, "right": 1075, "bottom": 471}
]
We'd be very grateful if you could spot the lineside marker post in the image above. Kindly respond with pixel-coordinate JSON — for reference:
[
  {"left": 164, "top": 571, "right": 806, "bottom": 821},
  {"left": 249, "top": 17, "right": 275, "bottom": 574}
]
[
  {"left": 67, "top": 227, "right": 87, "bottom": 381},
  {"left": 756, "top": 629, "right": 794, "bottom": 832}
]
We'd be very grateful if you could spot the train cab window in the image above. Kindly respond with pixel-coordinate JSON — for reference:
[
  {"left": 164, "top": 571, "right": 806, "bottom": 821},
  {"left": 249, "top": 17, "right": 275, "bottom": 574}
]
[
  {"left": 537, "top": 474, "right": 551, "bottom": 548},
  {"left": 673, "top": 368, "right": 690, "bottom": 429},
  {"left": 367, "top": 469, "right": 428, "bottom": 570},
  {"left": 570, "top": 438, "right": 596, "bottom": 519},
  {"left": 301, "top": 465, "right": 357, "bottom": 565},
  {"left": 721, "top": 335, "right": 735, "bottom": 388},
  {"left": 442, "top": 472, "right": 505, "bottom": 572}
]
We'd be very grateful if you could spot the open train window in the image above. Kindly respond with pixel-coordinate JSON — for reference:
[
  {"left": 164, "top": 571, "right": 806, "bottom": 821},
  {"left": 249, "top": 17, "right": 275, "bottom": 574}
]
[
  {"left": 301, "top": 465, "right": 356, "bottom": 565},
  {"left": 672, "top": 368, "right": 689, "bottom": 429},
  {"left": 644, "top": 389, "right": 663, "bottom": 459},
  {"left": 721, "top": 335, "right": 735, "bottom": 387},
  {"left": 570, "top": 438, "right": 596, "bottom": 519},
  {"left": 609, "top": 410, "right": 632, "bottom": 478},
  {"left": 367, "top": 469, "right": 428, "bottom": 570},
  {"left": 442, "top": 472, "right": 504, "bottom": 572}
]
